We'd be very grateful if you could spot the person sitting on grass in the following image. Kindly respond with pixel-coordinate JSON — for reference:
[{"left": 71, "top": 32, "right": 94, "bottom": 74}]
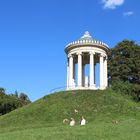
[
  {"left": 80, "top": 116, "right": 86, "bottom": 126},
  {"left": 69, "top": 118, "right": 75, "bottom": 126}
]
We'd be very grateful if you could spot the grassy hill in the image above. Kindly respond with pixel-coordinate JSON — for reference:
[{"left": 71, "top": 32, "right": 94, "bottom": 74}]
[{"left": 0, "top": 88, "right": 140, "bottom": 140}]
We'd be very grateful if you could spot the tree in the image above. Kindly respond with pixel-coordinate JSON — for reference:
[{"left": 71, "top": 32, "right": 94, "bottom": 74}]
[
  {"left": 19, "top": 93, "right": 31, "bottom": 105},
  {"left": 108, "top": 40, "right": 140, "bottom": 84},
  {"left": 0, "top": 95, "right": 22, "bottom": 115},
  {"left": 0, "top": 88, "right": 31, "bottom": 115},
  {"left": 108, "top": 40, "right": 140, "bottom": 102},
  {"left": 0, "top": 88, "right": 6, "bottom": 96}
]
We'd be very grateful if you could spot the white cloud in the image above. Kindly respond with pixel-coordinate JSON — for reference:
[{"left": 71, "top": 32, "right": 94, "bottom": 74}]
[
  {"left": 123, "top": 11, "right": 134, "bottom": 16},
  {"left": 102, "top": 0, "right": 125, "bottom": 9}
]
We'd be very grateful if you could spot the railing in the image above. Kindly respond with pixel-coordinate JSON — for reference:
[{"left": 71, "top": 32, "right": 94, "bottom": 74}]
[
  {"left": 49, "top": 85, "right": 100, "bottom": 94},
  {"left": 49, "top": 86, "right": 67, "bottom": 94}
]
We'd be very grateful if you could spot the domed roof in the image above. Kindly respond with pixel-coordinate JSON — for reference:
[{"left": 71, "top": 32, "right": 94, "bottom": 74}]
[{"left": 65, "top": 31, "right": 109, "bottom": 53}]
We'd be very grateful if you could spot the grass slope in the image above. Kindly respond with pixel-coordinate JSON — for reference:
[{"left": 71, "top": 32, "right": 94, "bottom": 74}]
[{"left": 0, "top": 88, "right": 140, "bottom": 140}]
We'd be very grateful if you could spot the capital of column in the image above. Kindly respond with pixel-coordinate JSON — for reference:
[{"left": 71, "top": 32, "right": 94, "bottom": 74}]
[
  {"left": 89, "top": 51, "right": 95, "bottom": 55},
  {"left": 68, "top": 54, "right": 73, "bottom": 58},
  {"left": 99, "top": 53, "right": 105, "bottom": 58},
  {"left": 104, "top": 55, "right": 108, "bottom": 60},
  {"left": 76, "top": 52, "right": 82, "bottom": 56}
]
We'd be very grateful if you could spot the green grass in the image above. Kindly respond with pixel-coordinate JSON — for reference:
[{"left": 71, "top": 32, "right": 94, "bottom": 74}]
[
  {"left": 0, "top": 121, "right": 140, "bottom": 140},
  {"left": 0, "top": 88, "right": 140, "bottom": 140}
]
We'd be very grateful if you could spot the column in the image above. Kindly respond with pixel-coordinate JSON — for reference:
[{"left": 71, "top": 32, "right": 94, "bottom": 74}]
[
  {"left": 77, "top": 52, "right": 82, "bottom": 88},
  {"left": 69, "top": 54, "right": 74, "bottom": 88},
  {"left": 89, "top": 52, "right": 95, "bottom": 88},
  {"left": 104, "top": 56, "right": 108, "bottom": 88},
  {"left": 100, "top": 54, "right": 104, "bottom": 89},
  {"left": 66, "top": 58, "right": 69, "bottom": 89}
]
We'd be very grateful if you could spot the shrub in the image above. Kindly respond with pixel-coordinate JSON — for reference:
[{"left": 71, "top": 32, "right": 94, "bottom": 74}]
[{"left": 112, "top": 81, "right": 140, "bottom": 102}]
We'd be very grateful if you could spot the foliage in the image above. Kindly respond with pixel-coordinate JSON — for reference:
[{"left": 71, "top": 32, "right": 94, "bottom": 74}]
[
  {"left": 108, "top": 40, "right": 140, "bottom": 84},
  {"left": 19, "top": 92, "right": 31, "bottom": 105},
  {"left": 112, "top": 81, "right": 140, "bottom": 102},
  {"left": 108, "top": 40, "right": 140, "bottom": 102},
  {"left": 0, "top": 87, "right": 6, "bottom": 95},
  {"left": 0, "top": 89, "right": 31, "bottom": 115}
]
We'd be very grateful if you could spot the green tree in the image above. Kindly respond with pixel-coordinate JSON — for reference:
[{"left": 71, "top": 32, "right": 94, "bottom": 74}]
[
  {"left": 19, "top": 92, "right": 31, "bottom": 105},
  {"left": 108, "top": 40, "right": 140, "bottom": 102},
  {"left": 0, "top": 94, "right": 22, "bottom": 115},
  {"left": 0, "top": 88, "right": 31, "bottom": 115},
  {"left": 108, "top": 40, "right": 140, "bottom": 84},
  {"left": 0, "top": 88, "right": 5, "bottom": 95}
]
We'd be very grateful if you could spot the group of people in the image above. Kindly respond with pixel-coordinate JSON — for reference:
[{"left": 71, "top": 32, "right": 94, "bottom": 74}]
[{"left": 63, "top": 116, "right": 86, "bottom": 126}]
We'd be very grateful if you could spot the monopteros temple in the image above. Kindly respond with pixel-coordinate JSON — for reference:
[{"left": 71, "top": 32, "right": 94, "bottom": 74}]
[{"left": 65, "top": 31, "right": 109, "bottom": 90}]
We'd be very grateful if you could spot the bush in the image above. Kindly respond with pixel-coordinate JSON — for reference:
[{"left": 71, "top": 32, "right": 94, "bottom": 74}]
[
  {"left": 112, "top": 81, "right": 140, "bottom": 102},
  {"left": 0, "top": 95, "right": 22, "bottom": 115}
]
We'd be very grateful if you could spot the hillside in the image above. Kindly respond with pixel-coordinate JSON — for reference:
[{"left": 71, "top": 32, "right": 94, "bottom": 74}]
[
  {"left": 0, "top": 88, "right": 139, "bottom": 127},
  {"left": 0, "top": 88, "right": 140, "bottom": 140}
]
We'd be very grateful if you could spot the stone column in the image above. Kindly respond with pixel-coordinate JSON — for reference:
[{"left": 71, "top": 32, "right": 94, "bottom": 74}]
[
  {"left": 77, "top": 52, "right": 82, "bottom": 88},
  {"left": 100, "top": 54, "right": 104, "bottom": 89},
  {"left": 104, "top": 56, "right": 108, "bottom": 88},
  {"left": 69, "top": 54, "right": 74, "bottom": 88},
  {"left": 66, "top": 58, "right": 69, "bottom": 89},
  {"left": 89, "top": 52, "right": 95, "bottom": 89}
]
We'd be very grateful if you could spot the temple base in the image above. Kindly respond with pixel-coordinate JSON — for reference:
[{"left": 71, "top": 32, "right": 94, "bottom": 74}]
[{"left": 66, "top": 85, "right": 107, "bottom": 90}]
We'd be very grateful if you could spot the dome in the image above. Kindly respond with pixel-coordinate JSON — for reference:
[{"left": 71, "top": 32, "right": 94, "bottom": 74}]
[
  {"left": 79, "top": 31, "right": 94, "bottom": 41},
  {"left": 65, "top": 31, "right": 109, "bottom": 54}
]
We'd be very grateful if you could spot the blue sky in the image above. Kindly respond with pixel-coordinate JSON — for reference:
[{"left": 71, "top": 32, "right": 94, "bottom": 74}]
[{"left": 0, "top": 0, "right": 140, "bottom": 101}]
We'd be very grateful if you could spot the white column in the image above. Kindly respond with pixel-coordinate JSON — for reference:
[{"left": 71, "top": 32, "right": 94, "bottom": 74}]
[
  {"left": 90, "top": 52, "right": 95, "bottom": 89},
  {"left": 66, "top": 58, "right": 69, "bottom": 89},
  {"left": 100, "top": 54, "right": 104, "bottom": 89},
  {"left": 104, "top": 56, "right": 108, "bottom": 88},
  {"left": 69, "top": 54, "right": 74, "bottom": 88},
  {"left": 77, "top": 52, "right": 82, "bottom": 88}
]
